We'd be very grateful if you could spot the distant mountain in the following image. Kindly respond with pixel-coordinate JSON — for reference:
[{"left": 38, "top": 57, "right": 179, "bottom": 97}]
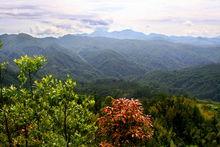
[
  {"left": 90, "top": 29, "right": 147, "bottom": 40},
  {"left": 1, "top": 33, "right": 220, "bottom": 83},
  {"left": 0, "top": 33, "right": 102, "bottom": 82},
  {"left": 140, "top": 64, "right": 220, "bottom": 101},
  {"left": 87, "top": 29, "right": 220, "bottom": 46},
  {"left": 58, "top": 34, "right": 220, "bottom": 70}
]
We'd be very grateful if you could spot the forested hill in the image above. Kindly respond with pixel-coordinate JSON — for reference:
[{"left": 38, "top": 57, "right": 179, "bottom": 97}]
[
  {"left": 0, "top": 33, "right": 220, "bottom": 146},
  {"left": 141, "top": 64, "right": 220, "bottom": 101},
  {"left": 1, "top": 33, "right": 220, "bottom": 101},
  {"left": 1, "top": 33, "right": 220, "bottom": 81}
]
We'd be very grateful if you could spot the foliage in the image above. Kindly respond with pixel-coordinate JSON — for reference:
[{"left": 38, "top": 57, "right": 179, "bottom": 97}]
[
  {"left": 76, "top": 79, "right": 163, "bottom": 113},
  {"left": 143, "top": 97, "right": 220, "bottom": 146},
  {"left": 34, "top": 75, "right": 97, "bottom": 146},
  {"left": 14, "top": 55, "right": 46, "bottom": 85},
  {"left": 0, "top": 40, "right": 2, "bottom": 49},
  {"left": 1, "top": 38, "right": 220, "bottom": 146},
  {"left": 0, "top": 55, "right": 97, "bottom": 146},
  {"left": 141, "top": 64, "right": 220, "bottom": 101},
  {"left": 2, "top": 33, "right": 220, "bottom": 94},
  {"left": 0, "top": 40, "right": 8, "bottom": 104},
  {"left": 97, "top": 98, "right": 153, "bottom": 146}
]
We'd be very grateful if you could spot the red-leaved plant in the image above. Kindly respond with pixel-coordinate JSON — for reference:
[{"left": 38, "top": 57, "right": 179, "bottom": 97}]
[{"left": 97, "top": 98, "right": 153, "bottom": 146}]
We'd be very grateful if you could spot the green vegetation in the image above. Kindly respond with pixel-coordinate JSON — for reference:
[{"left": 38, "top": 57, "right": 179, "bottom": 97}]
[
  {"left": 143, "top": 97, "right": 220, "bottom": 146},
  {"left": 1, "top": 33, "right": 220, "bottom": 80},
  {"left": 0, "top": 54, "right": 97, "bottom": 146},
  {"left": 141, "top": 64, "right": 220, "bottom": 101},
  {"left": 0, "top": 40, "right": 220, "bottom": 146},
  {"left": 1, "top": 34, "right": 220, "bottom": 100}
]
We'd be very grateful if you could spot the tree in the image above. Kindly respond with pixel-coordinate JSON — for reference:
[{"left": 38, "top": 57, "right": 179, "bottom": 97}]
[
  {"left": 97, "top": 98, "right": 153, "bottom": 146},
  {"left": 11, "top": 55, "right": 46, "bottom": 146},
  {"left": 0, "top": 40, "right": 2, "bottom": 49},
  {"left": 34, "top": 75, "right": 97, "bottom": 146},
  {"left": 0, "top": 62, "right": 8, "bottom": 103},
  {"left": 1, "top": 54, "right": 98, "bottom": 146},
  {"left": 14, "top": 55, "right": 46, "bottom": 96},
  {"left": 0, "top": 86, "right": 17, "bottom": 146},
  {"left": 0, "top": 40, "right": 8, "bottom": 104}
]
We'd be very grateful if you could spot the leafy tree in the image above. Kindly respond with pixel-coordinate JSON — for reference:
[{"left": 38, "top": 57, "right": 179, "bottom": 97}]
[
  {"left": 1, "top": 54, "right": 98, "bottom": 146},
  {"left": 144, "top": 96, "right": 220, "bottom": 146},
  {"left": 97, "top": 98, "right": 153, "bottom": 146},
  {"left": 0, "top": 40, "right": 2, "bottom": 49},
  {"left": 0, "top": 62, "right": 8, "bottom": 103},
  {"left": 34, "top": 75, "right": 97, "bottom": 146},
  {"left": 0, "top": 86, "right": 17, "bottom": 146},
  {"left": 14, "top": 55, "right": 46, "bottom": 95},
  {"left": 0, "top": 40, "right": 8, "bottom": 104},
  {"left": 10, "top": 55, "right": 46, "bottom": 146}
]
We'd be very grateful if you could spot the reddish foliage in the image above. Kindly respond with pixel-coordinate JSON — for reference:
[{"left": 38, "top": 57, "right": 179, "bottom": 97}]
[
  {"left": 100, "top": 141, "right": 114, "bottom": 147},
  {"left": 98, "top": 98, "right": 153, "bottom": 146}
]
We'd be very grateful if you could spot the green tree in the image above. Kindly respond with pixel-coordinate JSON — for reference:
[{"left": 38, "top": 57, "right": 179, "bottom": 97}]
[
  {"left": 14, "top": 55, "right": 46, "bottom": 146},
  {"left": 144, "top": 96, "right": 220, "bottom": 146},
  {"left": 34, "top": 75, "right": 97, "bottom": 146},
  {"left": 14, "top": 55, "right": 46, "bottom": 96},
  {"left": 0, "top": 86, "right": 17, "bottom": 146},
  {"left": 0, "top": 40, "right": 8, "bottom": 103},
  {"left": 0, "top": 62, "right": 8, "bottom": 103},
  {"left": 1, "top": 54, "right": 97, "bottom": 146}
]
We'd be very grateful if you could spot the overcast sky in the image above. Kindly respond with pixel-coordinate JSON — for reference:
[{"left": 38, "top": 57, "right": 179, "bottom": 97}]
[{"left": 0, "top": 0, "right": 220, "bottom": 37}]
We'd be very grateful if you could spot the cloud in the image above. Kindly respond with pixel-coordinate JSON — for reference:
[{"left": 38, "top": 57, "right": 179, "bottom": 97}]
[
  {"left": 0, "top": 4, "right": 47, "bottom": 19},
  {"left": 36, "top": 29, "right": 58, "bottom": 36},
  {"left": 0, "top": 5, "right": 39, "bottom": 10},
  {"left": 81, "top": 19, "right": 113, "bottom": 26},
  {"left": 1, "top": 0, "right": 220, "bottom": 37},
  {"left": 55, "top": 24, "right": 73, "bottom": 30},
  {"left": 32, "top": 26, "right": 61, "bottom": 36},
  {"left": 183, "top": 20, "right": 193, "bottom": 27}
]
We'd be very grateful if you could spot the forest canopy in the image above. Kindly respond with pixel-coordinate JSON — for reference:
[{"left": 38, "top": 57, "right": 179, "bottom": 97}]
[{"left": 0, "top": 41, "right": 220, "bottom": 146}]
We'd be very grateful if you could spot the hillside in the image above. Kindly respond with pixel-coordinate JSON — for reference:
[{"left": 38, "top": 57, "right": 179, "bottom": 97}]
[
  {"left": 141, "top": 64, "right": 220, "bottom": 101},
  {"left": 0, "top": 33, "right": 102, "bottom": 82},
  {"left": 1, "top": 33, "right": 220, "bottom": 101},
  {"left": 1, "top": 33, "right": 220, "bottom": 81}
]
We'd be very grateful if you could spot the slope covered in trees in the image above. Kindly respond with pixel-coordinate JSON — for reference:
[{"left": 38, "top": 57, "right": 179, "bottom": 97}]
[
  {"left": 1, "top": 33, "right": 220, "bottom": 82},
  {"left": 0, "top": 52, "right": 219, "bottom": 146},
  {"left": 1, "top": 33, "right": 220, "bottom": 101},
  {"left": 0, "top": 36, "right": 220, "bottom": 146},
  {"left": 141, "top": 64, "right": 220, "bottom": 101}
]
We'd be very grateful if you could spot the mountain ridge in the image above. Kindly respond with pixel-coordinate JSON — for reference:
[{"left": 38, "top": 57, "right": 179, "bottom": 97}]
[
  {"left": 2, "top": 29, "right": 220, "bottom": 46},
  {"left": 1, "top": 32, "right": 220, "bottom": 81}
]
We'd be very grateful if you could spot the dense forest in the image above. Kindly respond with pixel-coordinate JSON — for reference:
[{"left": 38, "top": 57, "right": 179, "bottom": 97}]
[
  {"left": 0, "top": 40, "right": 220, "bottom": 146},
  {"left": 140, "top": 64, "right": 220, "bottom": 101}
]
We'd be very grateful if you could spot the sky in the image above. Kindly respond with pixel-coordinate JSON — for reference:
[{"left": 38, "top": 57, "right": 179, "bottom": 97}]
[{"left": 0, "top": 0, "right": 220, "bottom": 37}]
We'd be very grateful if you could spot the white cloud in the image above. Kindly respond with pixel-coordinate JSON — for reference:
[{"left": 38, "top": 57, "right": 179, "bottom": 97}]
[
  {"left": 0, "top": 0, "right": 220, "bottom": 37},
  {"left": 183, "top": 21, "right": 194, "bottom": 27}
]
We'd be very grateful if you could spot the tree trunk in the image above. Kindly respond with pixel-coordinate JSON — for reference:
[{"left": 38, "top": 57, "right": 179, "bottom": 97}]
[
  {"left": 28, "top": 70, "right": 33, "bottom": 98},
  {"left": 4, "top": 112, "right": 12, "bottom": 146},
  {"left": 0, "top": 68, "right": 2, "bottom": 103},
  {"left": 64, "top": 102, "right": 68, "bottom": 147},
  {"left": 24, "top": 125, "right": 28, "bottom": 147}
]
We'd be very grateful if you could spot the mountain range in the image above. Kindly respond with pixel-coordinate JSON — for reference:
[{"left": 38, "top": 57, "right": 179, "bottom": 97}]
[
  {"left": 87, "top": 29, "right": 220, "bottom": 46},
  {"left": 0, "top": 29, "right": 220, "bottom": 100}
]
